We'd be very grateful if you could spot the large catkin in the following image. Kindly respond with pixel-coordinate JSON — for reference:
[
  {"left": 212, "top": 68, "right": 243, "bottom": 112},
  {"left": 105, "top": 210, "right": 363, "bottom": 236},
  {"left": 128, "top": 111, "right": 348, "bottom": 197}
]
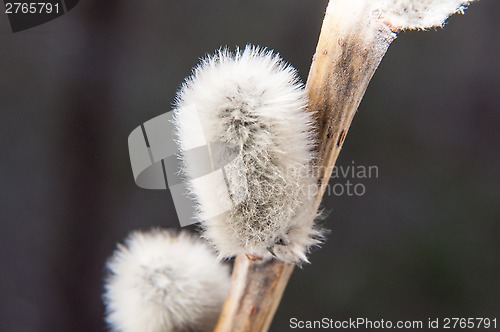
[{"left": 174, "top": 46, "right": 322, "bottom": 263}]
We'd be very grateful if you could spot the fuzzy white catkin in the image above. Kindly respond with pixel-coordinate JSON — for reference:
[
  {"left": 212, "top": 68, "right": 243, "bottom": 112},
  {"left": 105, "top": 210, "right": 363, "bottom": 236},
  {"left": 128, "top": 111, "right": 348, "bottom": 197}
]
[
  {"left": 379, "top": 0, "right": 475, "bottom": 30},
  {"left": 330, "top": 0, "right": 475, "bottom": 31},
  {"left": 103, "top": 229, "right": 230, "bottom": 332},
  {"left": 174, "top": 46, "right": 321, "bottom": 264}
]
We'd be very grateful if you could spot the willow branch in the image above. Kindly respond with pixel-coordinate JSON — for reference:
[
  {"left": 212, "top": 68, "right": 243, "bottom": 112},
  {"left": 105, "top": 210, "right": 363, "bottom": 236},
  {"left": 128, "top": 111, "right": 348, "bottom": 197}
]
[
  {"left": 214, "top": 2, "right": 396, "bottom": 331},
  {"left": 307, "top": 2, "right": 395, "bottom": 209},
  {"left": 214, "top": 255, "right": 294, "bottom": 332}
]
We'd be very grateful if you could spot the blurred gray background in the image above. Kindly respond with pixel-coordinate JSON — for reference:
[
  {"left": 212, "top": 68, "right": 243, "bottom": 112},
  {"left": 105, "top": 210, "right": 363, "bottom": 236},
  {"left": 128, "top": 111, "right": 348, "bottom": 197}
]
[{"left": 0, "top": 1, "right": 498, "bottom": 331}]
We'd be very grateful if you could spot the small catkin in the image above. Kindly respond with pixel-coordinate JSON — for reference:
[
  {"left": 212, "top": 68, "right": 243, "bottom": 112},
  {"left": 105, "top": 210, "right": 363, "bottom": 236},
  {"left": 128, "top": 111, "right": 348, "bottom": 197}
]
[
  {"left": 379, "top": 0, "right": 476, "bottom": 30},
  {"left": 174, "top": 46, "right": 321, "bottom": 264},
  {"left": 103, "top": 229, "right": 230, "bottom": 332},
  {"left": 326, "top": 0, "right": 475, "bottom": 39}
]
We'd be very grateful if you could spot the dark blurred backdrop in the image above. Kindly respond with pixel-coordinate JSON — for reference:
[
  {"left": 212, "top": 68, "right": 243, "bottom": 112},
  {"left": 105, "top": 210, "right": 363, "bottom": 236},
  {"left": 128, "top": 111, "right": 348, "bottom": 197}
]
[{"left": 0, "top": 1, "right": 498, "bottom": 331}]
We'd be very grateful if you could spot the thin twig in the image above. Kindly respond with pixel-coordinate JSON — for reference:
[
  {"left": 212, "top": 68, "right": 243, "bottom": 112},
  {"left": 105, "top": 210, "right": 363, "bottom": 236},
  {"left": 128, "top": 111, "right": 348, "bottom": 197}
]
[{"left": 214, "top": 255, "right": 294, "bottom": 332}]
